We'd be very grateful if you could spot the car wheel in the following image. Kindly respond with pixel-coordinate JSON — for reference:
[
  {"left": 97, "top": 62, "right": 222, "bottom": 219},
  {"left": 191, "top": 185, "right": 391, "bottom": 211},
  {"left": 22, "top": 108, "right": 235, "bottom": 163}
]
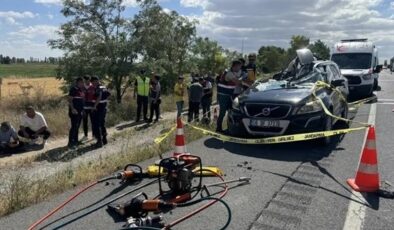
[{"left": 318, "top": 115, "right": 333, "bottom": 146}]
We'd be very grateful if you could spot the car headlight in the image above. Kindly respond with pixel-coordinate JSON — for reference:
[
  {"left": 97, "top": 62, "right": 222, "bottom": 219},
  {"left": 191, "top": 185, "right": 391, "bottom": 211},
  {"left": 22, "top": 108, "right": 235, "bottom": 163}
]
[
  {"left": 232, "top": 97, "right": 240, "bottom": 110},
  {"left": 362, "top": 74, "right": 372, "bottom": 80},
  {"left": 296, "top": 99, "right": 322, "bottom": 114}
]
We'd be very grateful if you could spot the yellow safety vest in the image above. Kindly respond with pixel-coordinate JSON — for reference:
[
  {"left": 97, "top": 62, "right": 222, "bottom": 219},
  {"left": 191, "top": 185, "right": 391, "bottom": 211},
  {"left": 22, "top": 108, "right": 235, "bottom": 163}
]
[{"left": 136, "top": 76, "right": 150, "bottom": 96}]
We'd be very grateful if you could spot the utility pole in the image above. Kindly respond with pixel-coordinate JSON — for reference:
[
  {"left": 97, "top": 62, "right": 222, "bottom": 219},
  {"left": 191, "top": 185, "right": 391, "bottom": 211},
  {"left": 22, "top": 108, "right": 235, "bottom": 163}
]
[{"left": 241, "top": 38, "right": 245, "bottom": 55}]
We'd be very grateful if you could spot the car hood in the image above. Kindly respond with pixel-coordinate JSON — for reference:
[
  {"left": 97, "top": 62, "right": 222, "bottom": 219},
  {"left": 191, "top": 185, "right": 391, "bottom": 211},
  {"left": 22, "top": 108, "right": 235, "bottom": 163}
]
[
  {"left": 341, "top": 69, "right": 370, "bottom": 76},
  {"left": 239, "top": 80, "right": 313, "bottom": 105}
]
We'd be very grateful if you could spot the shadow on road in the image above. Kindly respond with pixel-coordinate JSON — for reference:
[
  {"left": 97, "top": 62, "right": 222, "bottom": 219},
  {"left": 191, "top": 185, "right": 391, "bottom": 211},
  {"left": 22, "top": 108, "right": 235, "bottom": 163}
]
[{"left": 35, "top": 143, "right": 99, "bottom": 162}]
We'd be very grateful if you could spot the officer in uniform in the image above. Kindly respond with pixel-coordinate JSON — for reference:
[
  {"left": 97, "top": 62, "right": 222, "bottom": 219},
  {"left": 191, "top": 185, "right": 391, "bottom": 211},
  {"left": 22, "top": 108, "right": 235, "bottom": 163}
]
[
  {"left": 201, "top": 76, "right": 213, "bottom": 122},
  {"left": 91, "top": 76, "right": 110, "bottom": 147},
  {"left": 134, "top": 70, "right": 150, "bottom": 122},
  {"left": 216, "top": 60, "right": 242, "bottom": 133},
  {"left": 82, "top": 75, "right": 95, "bottom": 141},
  {"left": 68, "top": 77, "right": 85, "bottom": 149}
]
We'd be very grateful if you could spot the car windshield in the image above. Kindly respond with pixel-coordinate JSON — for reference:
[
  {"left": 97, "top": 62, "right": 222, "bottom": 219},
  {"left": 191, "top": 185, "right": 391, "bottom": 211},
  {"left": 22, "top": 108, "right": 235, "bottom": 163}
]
[
  {"left": 290, "top": 69, "right": 325, "bottom": 86},
  {"left": 331, "top": 53, "right": 372, "bottom": 69}
]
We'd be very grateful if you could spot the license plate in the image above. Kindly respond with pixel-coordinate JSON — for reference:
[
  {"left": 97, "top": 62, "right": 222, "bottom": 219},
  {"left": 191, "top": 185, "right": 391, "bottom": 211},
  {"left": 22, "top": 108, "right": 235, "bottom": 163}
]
[{"left": 250, "top": 119, "right": 280, "bottom": 128}]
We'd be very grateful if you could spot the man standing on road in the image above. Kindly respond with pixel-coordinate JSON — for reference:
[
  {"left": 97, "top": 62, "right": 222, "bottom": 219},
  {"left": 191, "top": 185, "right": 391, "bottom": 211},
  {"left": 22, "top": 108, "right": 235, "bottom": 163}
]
[
  {"left": 148, "top": 75, "right": 161, "bottom": 123},
  {"left": 134, "top": 70, "right": 150, "bottom": 122},
  {"left": 18, "top": 106, "right": 51, "bottom": 146},
  {"left": 0, "top": 122, "right": 21, "bottom": 154},
  {"left": 67, "top": 77, "right": 85, "bottom": 149},
  {"left": 188, "top": 77, "right": 204, "bottom": 122},
  {"left": 216, "top": 60, "right": 242, "bottom": 133},
  {"left": 81, "top": 75, "right": 93, "bottom": 141},
  {"left": 201, "top": 76, "right": 213, "bottom": 122},
  {"left": 174, "top": 75, "right": 186, "bottom": 118}
]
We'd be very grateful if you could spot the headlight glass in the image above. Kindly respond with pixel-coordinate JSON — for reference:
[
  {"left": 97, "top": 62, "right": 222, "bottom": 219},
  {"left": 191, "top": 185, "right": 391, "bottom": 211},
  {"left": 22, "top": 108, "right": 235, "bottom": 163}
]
[
  {"left": 362, "top": 74, "right": 372, "bottom": 80},
  {"left": 232, "top": 97, "right": 240, "bottom": 110},
  {"left": 296, "top": 99, "right": 322, "bottom": 114}
]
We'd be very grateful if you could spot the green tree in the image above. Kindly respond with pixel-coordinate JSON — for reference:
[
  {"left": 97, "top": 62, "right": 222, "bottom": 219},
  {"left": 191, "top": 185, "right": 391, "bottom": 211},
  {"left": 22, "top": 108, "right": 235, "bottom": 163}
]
[
  {"left": 309, "top": 40, "right": 330, "bottom": 60},
  {"left": 190, "top": 37, "right": 226, "bottom": 75},
  {"left": 287, "top": 35, "right": 310, "bottom": 61},
  {"left": 49, "top": 0, "right": 136, "bottom": 103},
  {"left": 256, "top": 46, "right": 287, "bottom": 73},
  {"left": 132, "top": 0, "right": 196, "bottom": 92}
]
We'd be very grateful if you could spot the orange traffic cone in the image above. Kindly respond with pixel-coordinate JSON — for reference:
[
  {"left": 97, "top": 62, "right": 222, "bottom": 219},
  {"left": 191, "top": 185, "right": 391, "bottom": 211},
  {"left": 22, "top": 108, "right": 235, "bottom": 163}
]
[
  {"left": 347, "top": 126, "right": 380, "bottom": 192},
  {"left": 213, "top": 107, "right": 218, "bottom": 121},
  {"left": 173, "top": 118, "right": 189, "bottom": 157}
]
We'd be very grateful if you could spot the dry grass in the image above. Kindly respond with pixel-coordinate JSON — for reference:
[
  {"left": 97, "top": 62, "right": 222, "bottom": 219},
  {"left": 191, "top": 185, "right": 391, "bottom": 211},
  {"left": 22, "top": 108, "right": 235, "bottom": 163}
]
[
  {"left": 0, "top": 77, "right": 64, "bottom": 99},
  {"left": 0, "top": 123, "right": 205, "bottom": 216}
]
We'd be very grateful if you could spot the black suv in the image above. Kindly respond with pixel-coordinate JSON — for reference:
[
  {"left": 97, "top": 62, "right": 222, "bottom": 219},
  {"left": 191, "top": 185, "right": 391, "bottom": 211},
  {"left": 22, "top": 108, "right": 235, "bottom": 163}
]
[{"left": 227, "top": 54, "right": 349, "bottom": 145}]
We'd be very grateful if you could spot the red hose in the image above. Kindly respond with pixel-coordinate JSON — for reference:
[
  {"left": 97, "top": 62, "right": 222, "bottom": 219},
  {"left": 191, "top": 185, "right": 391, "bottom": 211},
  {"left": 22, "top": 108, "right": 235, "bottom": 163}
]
[
  {"left": 164, "top": 171, "right": 228, "bottom": 229},
  {"left": 27, "top": 181, "right": 98, "bottom": 230}
]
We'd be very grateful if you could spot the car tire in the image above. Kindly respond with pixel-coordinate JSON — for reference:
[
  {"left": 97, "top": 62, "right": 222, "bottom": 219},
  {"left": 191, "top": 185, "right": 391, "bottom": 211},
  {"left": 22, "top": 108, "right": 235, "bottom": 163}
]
[
  {"left": 318, "top": 115, "right": 333, "bottom": 146},
  {"left": 340, "top": 104, "right": 350, "bottom": 128}
]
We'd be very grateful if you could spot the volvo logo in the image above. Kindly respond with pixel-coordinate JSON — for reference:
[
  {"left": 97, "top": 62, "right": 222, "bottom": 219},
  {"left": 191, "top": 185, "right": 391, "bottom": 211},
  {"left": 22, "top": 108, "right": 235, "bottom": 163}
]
[{"left": 257, "top": 106, "right": 280, "bottom": 117}]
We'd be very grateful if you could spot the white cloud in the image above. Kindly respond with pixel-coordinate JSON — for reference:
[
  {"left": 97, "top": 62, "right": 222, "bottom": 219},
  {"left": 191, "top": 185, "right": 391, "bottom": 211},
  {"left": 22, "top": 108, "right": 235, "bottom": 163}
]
[
  {"left": 189, "top": 0, "right": 394, "bottom": 61},
  {"left": 0, "top": 11, "right": 36, "bottom": 19},
  {"left": 180, "top": 0, "right": 209, "bottom": 8},
  {"left": 122, "top": 0, "right": 138, "bottom": 7},
  {"left": 48, "top": 14, "right": 54, "bottom": 19},
  {"left": 0, "top": 11, "right": 37, "bottom": 25},
  {"left": 9, "top": 25, "right": 58, "bottom": 39},
  {"left": 0, "top": 39, "right": 63, "bottom": 59},
  {"left": 34, "top": 0, "right": 62, "bottom": 5}
]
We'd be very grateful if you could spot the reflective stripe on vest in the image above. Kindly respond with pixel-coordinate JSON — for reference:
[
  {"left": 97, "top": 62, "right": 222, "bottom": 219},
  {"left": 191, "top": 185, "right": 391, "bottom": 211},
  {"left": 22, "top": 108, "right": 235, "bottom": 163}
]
[{"left": 136, "top": 76, "right": 150, "bottom": 96}]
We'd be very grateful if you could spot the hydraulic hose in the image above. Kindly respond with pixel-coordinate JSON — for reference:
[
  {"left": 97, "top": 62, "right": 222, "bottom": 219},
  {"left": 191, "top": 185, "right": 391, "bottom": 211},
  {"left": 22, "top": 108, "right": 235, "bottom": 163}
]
[{"left": 28, "top": 181, "right": 99, "bottom": 230}]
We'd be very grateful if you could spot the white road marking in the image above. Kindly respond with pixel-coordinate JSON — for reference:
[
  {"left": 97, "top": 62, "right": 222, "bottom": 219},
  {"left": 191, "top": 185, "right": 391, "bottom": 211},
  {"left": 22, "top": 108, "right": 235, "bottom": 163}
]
[{"left": 342, "top": 103, "right": 376, "bottom": 230}]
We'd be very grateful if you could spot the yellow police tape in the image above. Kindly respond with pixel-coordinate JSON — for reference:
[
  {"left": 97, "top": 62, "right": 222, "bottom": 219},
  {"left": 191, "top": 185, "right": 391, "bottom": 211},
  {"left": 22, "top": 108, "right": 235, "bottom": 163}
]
[
  {"left": 154, "top": 126, "right": 176, "bottom": 144},
  {"left": 154, "top": 81, "right": 375, "bottom": 145},
  {"left": 188, "top": 124, "right": 366, "bottom": 144}
]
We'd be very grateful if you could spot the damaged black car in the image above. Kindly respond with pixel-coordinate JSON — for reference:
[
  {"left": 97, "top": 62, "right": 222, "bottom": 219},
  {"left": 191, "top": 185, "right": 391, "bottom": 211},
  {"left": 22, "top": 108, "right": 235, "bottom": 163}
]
[{"left": 227, "top": 49, "right": 349, "bottom": 145}]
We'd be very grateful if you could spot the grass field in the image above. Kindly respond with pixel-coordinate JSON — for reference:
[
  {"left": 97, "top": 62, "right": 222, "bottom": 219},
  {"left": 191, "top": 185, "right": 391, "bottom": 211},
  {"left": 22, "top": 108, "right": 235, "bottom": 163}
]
[{"left": 0, "top": 63, "right": 57, "bottom": 78}]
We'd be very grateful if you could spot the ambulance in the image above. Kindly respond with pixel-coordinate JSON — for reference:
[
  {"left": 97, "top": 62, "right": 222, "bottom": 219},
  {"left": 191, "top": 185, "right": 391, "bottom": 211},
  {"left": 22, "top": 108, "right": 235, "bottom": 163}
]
[{"left": 331, "top": 39, "right": 382, "bottom": 97}]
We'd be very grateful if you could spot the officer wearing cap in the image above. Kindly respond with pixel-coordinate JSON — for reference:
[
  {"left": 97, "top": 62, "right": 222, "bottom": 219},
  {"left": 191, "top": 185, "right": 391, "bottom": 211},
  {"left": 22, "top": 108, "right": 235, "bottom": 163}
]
[
  {"left": 216, "top": 60, "right": 242, "bottom": 132},
  {"left": 91, "top": 76, "right": 110, "bottom": 147},
  {"left": 134, "top": 70, "right": 150, "bottom": 122},
  {"left": 68, "top": 77, "right": 85, "bottom": 148},
  {"left": 242, "top": 53, "right": 257, "bottom": 90}
]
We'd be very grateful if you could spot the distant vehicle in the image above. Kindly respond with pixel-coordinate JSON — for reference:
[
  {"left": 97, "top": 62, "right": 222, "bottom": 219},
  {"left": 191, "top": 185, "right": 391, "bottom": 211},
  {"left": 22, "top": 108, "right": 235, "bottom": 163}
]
[
  {"left": 228, "top": 49, "right": 349, "bottom": 145},
  {"left": 331, "top": 39, "right": 382, "bottom": 97}
]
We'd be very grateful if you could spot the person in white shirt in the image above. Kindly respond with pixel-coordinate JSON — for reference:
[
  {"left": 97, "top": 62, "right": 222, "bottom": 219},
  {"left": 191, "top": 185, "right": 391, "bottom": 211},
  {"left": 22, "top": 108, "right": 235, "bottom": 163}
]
[{"left": 18, "top": 106, "right": 51, "bottom": 145}]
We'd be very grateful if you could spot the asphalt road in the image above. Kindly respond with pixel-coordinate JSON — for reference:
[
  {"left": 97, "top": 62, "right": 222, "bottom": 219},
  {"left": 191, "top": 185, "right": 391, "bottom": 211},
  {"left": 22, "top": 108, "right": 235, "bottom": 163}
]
[{"left": 1, "top": 71, "right": 394, "bottom": 230}]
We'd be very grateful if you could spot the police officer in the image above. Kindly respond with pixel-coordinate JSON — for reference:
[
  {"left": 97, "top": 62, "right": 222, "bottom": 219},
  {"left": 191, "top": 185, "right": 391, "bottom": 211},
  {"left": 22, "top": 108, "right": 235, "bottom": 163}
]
[
  {"left": 82, "top": 75, "right": 94, "bottom": 141},
  {"left": 216, "top": 60, "right": 242, "bottom": 133},
  {"left": 134, "top": 70, "right": 150, "bottom": 122},
  {"left": 201, "top": 76, "right": 213, "bottom": 122},
  {"left": 68, "top": 77, "right": 85, "bottom": 149},
  {"left": 91, "top": 76, "right": 110, "bottom": 147}
]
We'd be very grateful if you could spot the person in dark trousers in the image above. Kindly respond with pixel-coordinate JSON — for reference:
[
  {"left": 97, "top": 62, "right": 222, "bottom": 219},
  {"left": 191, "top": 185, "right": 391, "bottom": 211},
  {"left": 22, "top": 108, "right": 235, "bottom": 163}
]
[
  {"left": 148, "top": 75, "right": 161, "bottom": 123},
  {"left": 174, "top": 75, "right": 186, "bottom": 118},
  {"left": 188, "top": 78, "right": 203, "bottom": 122},
  {"left": 0, "top": 122, "right": 22, "bottom": 155},
  {"left": 134, "top": 70, "right": 150, "bottom": 122},
  {"left": 95, "top": 79, "right": 110, "bottom": 146},
  {"left": 18, "top": 106, "right": 51, "bottom": 145},
  {"left": 90, "top": 76, "right": 106, "bottom": 147},
  {"left": 201, "top": 76, "right": 213, "bottom": 122},
  {"left": 67, "top": 77, "right": 85, "bottom": 149},
  {"left": 216, "top": 60, "right": 242, "bottom": 133},
  {"left": 81, "top": 75, "right": 92, "bottom": 141}
]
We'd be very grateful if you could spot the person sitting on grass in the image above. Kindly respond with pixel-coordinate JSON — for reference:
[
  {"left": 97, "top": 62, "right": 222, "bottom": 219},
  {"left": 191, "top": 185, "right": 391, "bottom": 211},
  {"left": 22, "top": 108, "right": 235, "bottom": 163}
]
[
  {"left": 0, "top": 122, "right": 21, "bottom": 155},
  {"left": 18, "top": 106, "right": 51, "bottom": 146}
]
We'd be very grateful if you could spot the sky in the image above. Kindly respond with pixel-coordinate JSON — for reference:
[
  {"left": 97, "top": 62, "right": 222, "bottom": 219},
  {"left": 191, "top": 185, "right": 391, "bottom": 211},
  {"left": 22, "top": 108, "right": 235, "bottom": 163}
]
[{"left": 1, "top": 0, "right": 394, "bottom": 62}]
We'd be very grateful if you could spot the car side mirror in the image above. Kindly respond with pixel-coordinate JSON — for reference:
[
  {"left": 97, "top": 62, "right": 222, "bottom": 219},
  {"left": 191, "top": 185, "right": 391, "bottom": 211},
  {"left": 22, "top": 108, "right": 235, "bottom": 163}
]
[
  {"left": 374, "top": 65, "right": 382, "bottom": 73},
  {"left": 331, "top": 79, "right": 345, "bottom": 87}
]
